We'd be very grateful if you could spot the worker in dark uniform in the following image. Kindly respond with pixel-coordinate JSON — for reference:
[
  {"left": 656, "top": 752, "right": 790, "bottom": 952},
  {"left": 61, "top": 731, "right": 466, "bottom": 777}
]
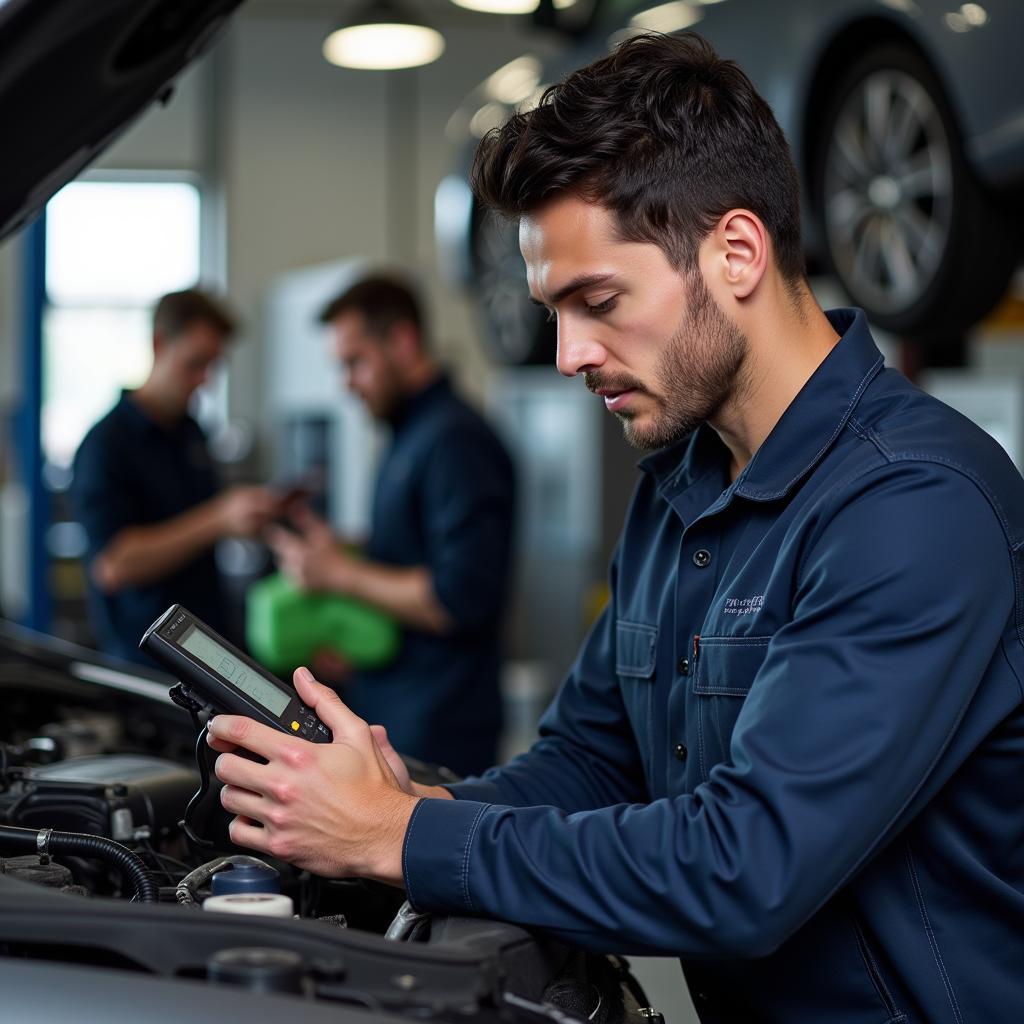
[
  {"left": 209, "top": 35, "right": 1024, "bottom": 1021},
  {"left": 72, "top": 289, "right": 280, "bottom": 665},
  {"left": 267, "top": 275, "right": 515, "bottom": 776}
]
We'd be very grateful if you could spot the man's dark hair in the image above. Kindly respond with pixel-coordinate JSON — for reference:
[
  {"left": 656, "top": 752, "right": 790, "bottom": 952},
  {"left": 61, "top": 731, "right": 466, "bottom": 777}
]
[
  {"left": 153, "top": 288, "right": 237, "bottom": 340},
  {"left": 472, "top": 32, "right": 805, "bottom": 285},
  {"left": 318, "top": 275, "right": 425, "bottom": 341}
]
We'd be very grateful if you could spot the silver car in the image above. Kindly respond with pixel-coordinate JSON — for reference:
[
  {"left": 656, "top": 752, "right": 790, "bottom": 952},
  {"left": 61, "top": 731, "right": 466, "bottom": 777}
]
[{"left": 440, "top": 0, "right": 1024, "bottom": 363}]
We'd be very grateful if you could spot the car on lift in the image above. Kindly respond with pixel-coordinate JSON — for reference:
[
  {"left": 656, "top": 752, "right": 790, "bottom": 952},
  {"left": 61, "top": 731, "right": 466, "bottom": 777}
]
[
  {"left": 438, "top": 0, "right": 1024, "bottom": 364},
  {"left": 0, "top": 2, "right": 654, "bottom": 1021}
]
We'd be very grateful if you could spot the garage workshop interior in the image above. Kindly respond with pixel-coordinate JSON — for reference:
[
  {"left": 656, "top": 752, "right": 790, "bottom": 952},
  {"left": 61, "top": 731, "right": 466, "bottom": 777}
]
[{"left": 0, "top": 2, "right": 1022, "bottom": 1022}]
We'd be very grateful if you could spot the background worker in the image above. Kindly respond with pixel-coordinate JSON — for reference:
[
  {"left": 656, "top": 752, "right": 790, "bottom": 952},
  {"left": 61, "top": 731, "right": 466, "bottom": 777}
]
[
  {"left": 72, "top": 288, "right": 281, "bottom": 665},
  {"left": 267, "top": 275, "right": 516, "bottom": 777}
]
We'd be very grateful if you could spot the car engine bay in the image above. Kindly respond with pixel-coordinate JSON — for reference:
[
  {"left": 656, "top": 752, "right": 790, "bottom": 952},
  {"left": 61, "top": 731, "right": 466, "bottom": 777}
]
[{"left": 0, "top": 623, "right": 657, "bottom": 1023}]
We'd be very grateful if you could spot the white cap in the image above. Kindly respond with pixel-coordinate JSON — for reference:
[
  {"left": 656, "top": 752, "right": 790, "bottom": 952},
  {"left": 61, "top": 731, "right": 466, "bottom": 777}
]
[{"left": 202, "top": 893, "right": 295, "bottom": 918}]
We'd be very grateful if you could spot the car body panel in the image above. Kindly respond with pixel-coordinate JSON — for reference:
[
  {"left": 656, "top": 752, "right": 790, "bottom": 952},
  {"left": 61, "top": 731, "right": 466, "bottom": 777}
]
[{"left": 0, "top": 0, "right": 244, "bottom": 242}]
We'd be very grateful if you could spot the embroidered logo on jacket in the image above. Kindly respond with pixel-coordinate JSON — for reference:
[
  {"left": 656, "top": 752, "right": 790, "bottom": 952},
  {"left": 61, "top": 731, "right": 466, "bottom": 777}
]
[{"left": 723, "top": 595, "right": 764, "bottom": 616}]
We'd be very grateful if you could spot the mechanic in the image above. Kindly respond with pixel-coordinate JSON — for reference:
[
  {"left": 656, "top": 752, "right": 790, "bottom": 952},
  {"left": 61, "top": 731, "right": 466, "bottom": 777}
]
[
  {"left": 265, "top": 275, "right": 515, "bottom": 776},
  {"left": 208, "top": 34, "right": 1024, "bottom": 1022},
  {"left": 73, "top": 288, "right": 281, "bottom": 665}
]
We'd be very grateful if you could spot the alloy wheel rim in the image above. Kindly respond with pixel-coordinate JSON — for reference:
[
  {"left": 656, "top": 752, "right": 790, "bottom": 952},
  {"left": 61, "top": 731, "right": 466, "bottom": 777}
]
[{"left": 823, "top": 68, "right": 953, "bottom": 316}]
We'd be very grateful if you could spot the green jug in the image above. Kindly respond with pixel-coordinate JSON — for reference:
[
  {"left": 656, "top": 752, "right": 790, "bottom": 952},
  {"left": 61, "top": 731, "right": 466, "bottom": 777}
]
[{"left": 246, "top": 572, "right": 400, "bottom": 674}]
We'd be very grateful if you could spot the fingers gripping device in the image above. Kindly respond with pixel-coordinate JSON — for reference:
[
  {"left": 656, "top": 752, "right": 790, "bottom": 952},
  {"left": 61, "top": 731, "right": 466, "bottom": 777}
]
[{"left": 141, "top": 605, "right": 332, "bottom": 847}]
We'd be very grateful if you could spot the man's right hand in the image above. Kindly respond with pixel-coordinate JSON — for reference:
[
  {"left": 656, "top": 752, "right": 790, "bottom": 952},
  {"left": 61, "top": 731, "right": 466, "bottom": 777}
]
[{"left": 215, "top": 485, "right": 282, "bottom": 539}]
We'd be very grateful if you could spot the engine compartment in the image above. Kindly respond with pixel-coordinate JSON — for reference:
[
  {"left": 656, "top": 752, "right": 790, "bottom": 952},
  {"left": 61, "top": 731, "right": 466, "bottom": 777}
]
[{"left": 0, "top": 624, "right": 656, "bottom": 1023}]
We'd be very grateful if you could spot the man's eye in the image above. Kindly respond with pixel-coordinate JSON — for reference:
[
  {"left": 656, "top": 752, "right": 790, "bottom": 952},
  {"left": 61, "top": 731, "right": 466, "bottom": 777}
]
[{"left": 586, "top": 297, "right": 617, "bottom": 316}]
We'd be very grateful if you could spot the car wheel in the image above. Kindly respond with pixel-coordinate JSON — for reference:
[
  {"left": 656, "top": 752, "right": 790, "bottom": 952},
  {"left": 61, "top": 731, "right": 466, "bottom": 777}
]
[
  {"left": 471, "top": 205, "right": 554, "bottom": 365},
  {"left": 813, "top": 44, "right": 1018, "bottom": 340}
]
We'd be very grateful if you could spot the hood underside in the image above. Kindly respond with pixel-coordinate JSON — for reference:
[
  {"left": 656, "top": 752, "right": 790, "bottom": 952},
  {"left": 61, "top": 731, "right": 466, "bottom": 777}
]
[{"left": 0, "top": 0, "right": 244, "bottom": 242}]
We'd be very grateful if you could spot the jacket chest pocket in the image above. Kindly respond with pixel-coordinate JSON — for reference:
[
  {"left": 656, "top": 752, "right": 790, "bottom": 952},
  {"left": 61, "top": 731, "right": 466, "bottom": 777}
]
[
  {"left": 691, "top": 636, "right": 770, "bottom": 782},
  {"left": 616, "top": 620, "right": 658, "bottom": 768}
]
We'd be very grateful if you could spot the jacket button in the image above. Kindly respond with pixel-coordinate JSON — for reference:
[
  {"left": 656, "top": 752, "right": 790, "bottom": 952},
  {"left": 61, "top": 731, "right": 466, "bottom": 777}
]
[
  {"left": 692, "top": 548, "right": 711, "bottom": 568},
  {"left": 674, "top": 743, "right": 688, "bottom": 762},
  {"left": 677, "top": 657, "right": 689, "bottom": 676}
]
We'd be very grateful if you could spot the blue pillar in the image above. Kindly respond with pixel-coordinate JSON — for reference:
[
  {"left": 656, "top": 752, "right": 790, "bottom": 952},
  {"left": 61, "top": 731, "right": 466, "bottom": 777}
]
[{"left": 15, "top": 213, "right": 50, "bottom": 632}]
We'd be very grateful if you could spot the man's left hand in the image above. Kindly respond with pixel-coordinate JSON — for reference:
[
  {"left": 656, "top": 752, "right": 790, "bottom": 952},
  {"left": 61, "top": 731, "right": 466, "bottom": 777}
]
[
  {"left": 207, "top": 667, "right": 417, "bottom": 883},
  {"left": 265, "top": 507, "right": 356, "bottom": 593}
]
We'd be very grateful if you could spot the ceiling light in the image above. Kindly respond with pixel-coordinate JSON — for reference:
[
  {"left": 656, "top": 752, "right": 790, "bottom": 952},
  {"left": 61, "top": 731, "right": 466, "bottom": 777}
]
[
  {"left": 449, "top": 0, "right": 577, "bottom": 11},
  {"left": 960, "top": 3, "right": 988, "bottom": 26},
  {"left": 323, "top": 0, "right": 445, "bottom": 70},
  {"left": 485, "top": 56, "right": 542, "bottom": 105},
  {"left": 628, "top": 1, "right": 704, "bottom": 33},
  {"left": 470, "top": 102, "right": 509, "bottom": 138},
  {"left": 450, "top": 0, "right": 540, "bottom": 13}
]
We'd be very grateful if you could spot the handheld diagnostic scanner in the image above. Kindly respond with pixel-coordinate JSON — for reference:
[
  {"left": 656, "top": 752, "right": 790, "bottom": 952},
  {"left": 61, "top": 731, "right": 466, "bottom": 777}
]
[{"left": 141, "top": 604, "right": 332, "bottom": 743}]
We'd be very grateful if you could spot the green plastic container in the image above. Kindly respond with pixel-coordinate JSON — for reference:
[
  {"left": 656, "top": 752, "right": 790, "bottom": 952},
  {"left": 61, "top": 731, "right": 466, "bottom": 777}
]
[{"left": 246, "top": 573, "right": 400, "bottom": 674}]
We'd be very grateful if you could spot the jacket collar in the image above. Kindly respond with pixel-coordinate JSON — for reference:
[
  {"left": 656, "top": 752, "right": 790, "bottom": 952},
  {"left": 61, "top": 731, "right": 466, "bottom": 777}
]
[
  {"left": 389, "top": 373, "right": 450, "bottom": 431},
  {"left": 117, "top": 389, "right": 188, "bottom": 438}
]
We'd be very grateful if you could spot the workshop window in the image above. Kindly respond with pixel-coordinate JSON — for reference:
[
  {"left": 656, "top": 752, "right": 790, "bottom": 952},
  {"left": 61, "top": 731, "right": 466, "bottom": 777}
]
[{"left": 43, "top": 179, "right": 201, "bottom": 469}]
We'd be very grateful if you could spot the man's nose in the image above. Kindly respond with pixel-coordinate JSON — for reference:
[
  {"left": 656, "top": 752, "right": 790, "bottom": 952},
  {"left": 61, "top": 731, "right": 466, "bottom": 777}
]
[{"left": 555, "top": 320, "right": 605, "bottom": 378}]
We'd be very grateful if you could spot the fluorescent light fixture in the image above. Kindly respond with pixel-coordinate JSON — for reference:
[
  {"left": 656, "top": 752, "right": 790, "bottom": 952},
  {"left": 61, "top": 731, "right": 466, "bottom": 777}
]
[
  {"left": 470, "top": 102, "right": 509, "bottom": 138},
  {"left": 878, "top": 0, "right": 920, "bottom": 12},
  {"left": 450, "top": 0, "right": 577, "bottom": 13},
  {"left": 450, "top": 0, "right": 539, "bottom": 13},
  {"left": 323, "top": 0, "right": 445, "bottom": 70},
  {"left": 485, "top": 56, "right": 542, "bottom": 104},
  {"left": 628, "top": 1, "right": 704, "bottom": 33},
  {"left": 960, "top": 3, "right": 988, "bottom": 26}
]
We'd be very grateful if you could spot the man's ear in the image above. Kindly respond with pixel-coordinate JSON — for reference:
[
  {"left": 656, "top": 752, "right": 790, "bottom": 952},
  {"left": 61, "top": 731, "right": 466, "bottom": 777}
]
[{"left": 711, "top": 208, "right": 769, "bottom": 300}]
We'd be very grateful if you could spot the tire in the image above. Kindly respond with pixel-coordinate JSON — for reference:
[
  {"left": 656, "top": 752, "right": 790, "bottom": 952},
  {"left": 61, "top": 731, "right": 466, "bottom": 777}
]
[
  {"left": 471, "top": 204, "right": 555, "bottom": 366},
  {"left": 812, "top": 44, "right": 1019, "bottom": 341}
]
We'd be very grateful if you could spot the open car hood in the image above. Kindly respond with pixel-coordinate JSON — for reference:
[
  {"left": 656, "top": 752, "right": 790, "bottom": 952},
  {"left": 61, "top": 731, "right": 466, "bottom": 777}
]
[{"left": 0, "top": 0, "right": 244, "bottom": 242}]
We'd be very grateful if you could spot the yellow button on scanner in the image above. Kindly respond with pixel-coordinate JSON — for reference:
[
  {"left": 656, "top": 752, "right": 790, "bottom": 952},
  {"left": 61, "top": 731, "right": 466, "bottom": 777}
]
[{"left": 291, "top": 721, "right": 300, "bottom": 731}]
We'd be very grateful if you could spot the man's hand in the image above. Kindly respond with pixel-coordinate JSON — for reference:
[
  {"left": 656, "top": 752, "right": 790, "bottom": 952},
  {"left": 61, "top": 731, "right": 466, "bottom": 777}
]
[
  {"left": 92, "top": 484, "right": 283, "bottom": 592},
  {"left": 216, "top": 486, "right": 282, "bottom": 539},
  {"left": 265, "top": 506, "right": 354, "bottom": 593},
  {"left": 207, "top": 668, "right": 419, "bottom": 882},
  {"left": 369, "top": 724, "right": 454, "bottom": 802}
]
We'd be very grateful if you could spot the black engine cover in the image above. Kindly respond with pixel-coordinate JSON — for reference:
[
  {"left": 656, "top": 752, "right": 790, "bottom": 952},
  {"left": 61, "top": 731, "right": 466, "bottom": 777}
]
[{"left": 0, "top": 754, "right": 198, "bottom": 841}]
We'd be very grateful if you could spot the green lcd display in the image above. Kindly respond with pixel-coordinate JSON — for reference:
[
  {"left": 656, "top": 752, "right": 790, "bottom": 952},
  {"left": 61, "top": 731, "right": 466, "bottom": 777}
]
[{"left": 177, "top": 623, "right": 290, "bottom": 717}]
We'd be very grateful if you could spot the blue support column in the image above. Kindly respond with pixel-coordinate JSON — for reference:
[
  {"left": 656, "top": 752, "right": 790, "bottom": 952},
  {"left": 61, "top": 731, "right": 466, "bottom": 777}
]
[{"left": 15, "top": 214, "right": 50, "bottom": 632}]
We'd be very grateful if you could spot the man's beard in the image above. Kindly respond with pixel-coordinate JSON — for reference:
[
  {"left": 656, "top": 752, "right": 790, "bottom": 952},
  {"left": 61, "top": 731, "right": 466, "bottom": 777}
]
[{"left": 586, "top": 273, "right": 749, "bottom": 451}]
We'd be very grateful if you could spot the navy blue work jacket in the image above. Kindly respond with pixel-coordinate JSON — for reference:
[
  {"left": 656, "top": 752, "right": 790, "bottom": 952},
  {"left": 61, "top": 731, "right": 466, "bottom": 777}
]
[
  {"left": 345, "top": 375, "right": 516, "bottom": 777},
  {"left": 404, "top": 310, "right": 1024, "bottom": 1023},
  {"left": 72, "top": 392, "right": 226, "bottom": 665}
]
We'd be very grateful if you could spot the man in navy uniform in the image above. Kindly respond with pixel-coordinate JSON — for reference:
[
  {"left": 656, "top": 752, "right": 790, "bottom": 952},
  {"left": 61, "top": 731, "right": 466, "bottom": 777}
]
[
  {"left": 73, "top": 289, "right": 279, "bottom": 664},
  {"left": 267, "top": 275, "right": 515, "bottom": 776},
  {"left": 210, "top": 36, "right": 1024, "bottom": 1022}
]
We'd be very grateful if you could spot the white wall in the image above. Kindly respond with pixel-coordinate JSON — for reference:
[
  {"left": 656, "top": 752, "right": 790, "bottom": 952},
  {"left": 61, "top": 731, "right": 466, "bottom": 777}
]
[
  {"left": 95, "top": 61, "right": 206, "bottom": 173},
  {"left": 220, "top": 10, "right": 541, "bottom": 446}
]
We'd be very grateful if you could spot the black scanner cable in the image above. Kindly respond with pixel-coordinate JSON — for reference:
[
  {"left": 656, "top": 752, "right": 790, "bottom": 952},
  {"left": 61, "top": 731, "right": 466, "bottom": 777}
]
[{"left": 169, "top": 681, "right": 218, "bottom": 848}]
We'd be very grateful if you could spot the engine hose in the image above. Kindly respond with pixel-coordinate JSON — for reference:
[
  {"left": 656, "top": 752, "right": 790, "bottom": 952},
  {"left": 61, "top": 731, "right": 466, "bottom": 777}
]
[{"left": 0, "top": 824, "right": 158, "bottom": 903}]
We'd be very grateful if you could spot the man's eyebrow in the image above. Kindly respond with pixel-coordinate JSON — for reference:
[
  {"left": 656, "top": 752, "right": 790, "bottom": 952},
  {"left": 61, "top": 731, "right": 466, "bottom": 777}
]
[{"left": 530, "top": 273, "right": 615, "bottom": 308}]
